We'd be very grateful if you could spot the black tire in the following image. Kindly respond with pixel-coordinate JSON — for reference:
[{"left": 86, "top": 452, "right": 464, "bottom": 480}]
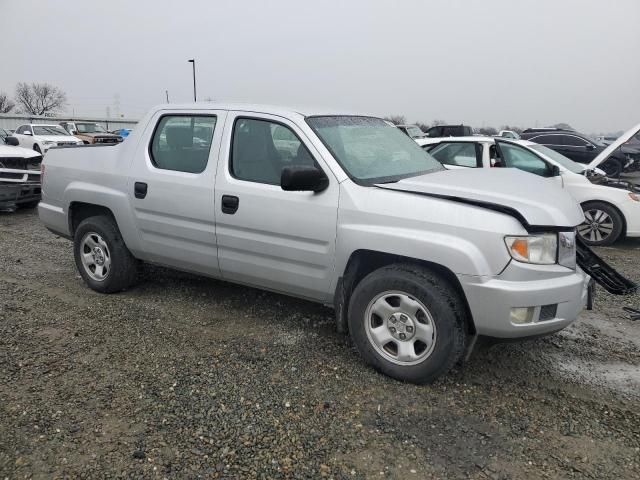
[
  {"left": 348, "top": 264, "right": 466, "bottom": 384},
  {"left": 579, "top": 201, "right": 624, "bottom": 246},
  {"left": 19, "top": 200, "right": 39, "bottom": 209},
  {"left": 73, "top": 215, "right": 138, "bottom": 293},
  {"left": 33, "top": 144, "right": 42, "bottom": 154}
]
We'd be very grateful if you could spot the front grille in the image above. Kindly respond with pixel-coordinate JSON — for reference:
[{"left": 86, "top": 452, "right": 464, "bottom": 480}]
[
  {"left": 539, "top": 304, "right": 558, "bottom": 321},
  {"left": 96, "top": 137, "right": 118, "bottom": 144},
  {"left": 57, "top": 141, "right": 76, "bottom": 146}
]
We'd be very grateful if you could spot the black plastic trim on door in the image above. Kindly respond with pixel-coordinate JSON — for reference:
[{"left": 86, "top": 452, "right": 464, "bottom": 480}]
[
  {"left": 134, "top": 182, "right": 148, "bottom": 199},
  {"left": 221, "top": 195, "right": 239, "bottom": 214}
]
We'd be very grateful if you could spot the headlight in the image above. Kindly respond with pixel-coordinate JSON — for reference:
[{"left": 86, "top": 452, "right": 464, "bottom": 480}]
[
  {"left": 43, "top": 140, "right": 56, "bottom": 145},
  {"left": 505, "top": 233, "right": 557, "bottom": 264}
]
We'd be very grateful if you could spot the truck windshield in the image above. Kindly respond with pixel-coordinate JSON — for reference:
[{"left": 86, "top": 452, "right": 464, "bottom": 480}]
[
  {"left": 76, "top": 123, "right": 107, "bottom": 133},
  {"left": 306, "top": 116, "right": 443, "bottom": 184}
]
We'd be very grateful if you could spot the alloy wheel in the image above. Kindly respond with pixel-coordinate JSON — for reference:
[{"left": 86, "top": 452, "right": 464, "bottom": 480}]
[
  {"left": 578, "top": 209, "right": 614, "bottom": 243},
  {"left": 79, "top": 232, "right": 112, "bottom": 281},
  {"left": 364, "top": 291, "right": 437, "bottom": 366}
]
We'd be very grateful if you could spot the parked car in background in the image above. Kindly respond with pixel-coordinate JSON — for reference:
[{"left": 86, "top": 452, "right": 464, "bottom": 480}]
[
  {"left": 521, "top": 128, "right": 640, "bottom": 176},
  {"left": 12, "top": 124, "right": 83, "bottom": 154},
  {"left": 0, "top": 139, "right": 42, "bottom": 211},
  {"left": 396, "top": 124, "right": 426, "bottom": 139},
  {"left": 424, "top": 124, "right": 473, "bottom": 137},
  {"left": 418, "top": 134, "right": 640, "bottom": 246},
  {"left": 0, "top": 128, "right": 15, "bottom": 144},
  {"left": 497, "top": 130, "right": 520, "bottom": 139},
  {"left": 40, "top": 103, "right": 597, "bottom": 384},
  {"left": 60, "top": 121, "right": 123, "bottom": 144}
]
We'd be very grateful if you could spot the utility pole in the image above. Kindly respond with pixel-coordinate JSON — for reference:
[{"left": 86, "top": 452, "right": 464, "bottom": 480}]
[{"left": 188, "top": 59, "right": 197, "bottom": 102}]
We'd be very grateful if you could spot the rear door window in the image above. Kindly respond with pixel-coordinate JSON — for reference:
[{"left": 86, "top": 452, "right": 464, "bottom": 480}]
[
  {"left": 561, "top": 135, "right": 589, "bottom": 146},
  {"left": 149, "top": 115, "right": 217, "bottom": 173}
]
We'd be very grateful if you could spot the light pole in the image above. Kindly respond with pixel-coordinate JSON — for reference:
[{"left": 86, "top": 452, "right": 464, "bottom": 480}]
[{"left": 188, "top": 59, "right": 197, "bottom": 102}]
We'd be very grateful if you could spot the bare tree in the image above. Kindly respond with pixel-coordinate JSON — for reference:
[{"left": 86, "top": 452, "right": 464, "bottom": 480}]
[
  {"left": 431, "top": 119, "right": 446, "bottom": 126},
  {"left": 0, "top": 92, "right": 15, "bottom": 113},
  {"left": 15, "top": 82, "right": 67, "bottom": 115},
  {"left": 477, "top": 126, "right": 498, "bottom": 135},
  {"left": 499, "top": 125, "right": 524, "bottom": 134},
  {"left": 552, "top": 122, "right": 574, "bottom": 131},
  {"left": 383, "top": 115, "right": 406, "bottom": 125},
  {"left": 416, "top": 122, "right": 430, "bottom": 132}
]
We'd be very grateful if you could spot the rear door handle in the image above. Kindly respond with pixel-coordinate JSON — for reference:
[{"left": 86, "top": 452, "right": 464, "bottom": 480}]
[
  {"left": 134, "top": 182, "right": 148, "bottom": 199},
  {"left": 221, "top": 195, "right": 239, "bottom": 214}
]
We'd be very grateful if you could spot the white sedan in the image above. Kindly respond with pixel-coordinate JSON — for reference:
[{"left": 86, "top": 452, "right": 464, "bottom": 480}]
[
  {"left": 417, "top": 128, "right": 640, "bottom": 246},
  {"left": 12, "top": 124, "right": 83, "bottom": 154}
]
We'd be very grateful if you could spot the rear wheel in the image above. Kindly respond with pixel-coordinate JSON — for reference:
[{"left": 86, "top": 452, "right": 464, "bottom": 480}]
[
  {"left": 348, "top": 264, "right": 466, "bottom": 384},
  {"left": 578, "top": 201, "right": 623, "bottom": 246},
  {"left": 73, "top": 215, "right": 138, "bottom": 293}
]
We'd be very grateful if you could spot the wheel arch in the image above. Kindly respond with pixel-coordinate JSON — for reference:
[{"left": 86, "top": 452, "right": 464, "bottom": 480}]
[
  {"left": 68, "top": 201, "right": 119, "bottom": 237},
  {"left": 334, "top": 249, "right": 476, "bottom": 336}
]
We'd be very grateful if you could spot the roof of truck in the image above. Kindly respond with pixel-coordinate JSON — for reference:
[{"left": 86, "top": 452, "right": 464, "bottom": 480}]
[{"left": 148, "top": 102, "right": 371, "bottom": 119}]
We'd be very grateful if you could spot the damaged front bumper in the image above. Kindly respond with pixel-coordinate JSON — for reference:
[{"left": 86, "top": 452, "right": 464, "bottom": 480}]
[{"left": 0, "top": 182, "right": 41, "bottom": 210}]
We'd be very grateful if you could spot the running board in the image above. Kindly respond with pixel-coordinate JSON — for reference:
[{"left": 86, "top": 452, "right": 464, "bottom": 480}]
[{"left": 576, "top": 238, "right": 637, "bottom": 295}]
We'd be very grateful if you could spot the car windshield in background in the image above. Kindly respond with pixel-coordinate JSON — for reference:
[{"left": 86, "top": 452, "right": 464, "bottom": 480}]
[
  {"left": 529, "top": 144, "right": 585, "bottom": 174},
  {"left": 33, "top": 126, "right": 69, "bottom": 136},
  {"left": 307, "top": 116, "right": 443, "bottom": 184},
  {"left": 76, "top": 123, "right": 107, "bottom": 133}
]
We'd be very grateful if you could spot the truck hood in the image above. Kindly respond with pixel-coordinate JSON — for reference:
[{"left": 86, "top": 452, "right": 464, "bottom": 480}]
[
  {"left": 0, "top": 144, "right": 41, "bottom": 159},
  {"left": 376, "top": 168, "right": 585, "bottom": 229},
  {"left": 588, "top": 122, "right": 640, "bottom": 169}
]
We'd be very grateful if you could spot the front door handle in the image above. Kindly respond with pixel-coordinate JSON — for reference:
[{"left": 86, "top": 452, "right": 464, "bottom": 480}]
[
  {"left": 134, "top": 182, "right": 148, "bottom": 199},
  {"left": 221, "top": 195, "right": 239, "bottom": 214}
]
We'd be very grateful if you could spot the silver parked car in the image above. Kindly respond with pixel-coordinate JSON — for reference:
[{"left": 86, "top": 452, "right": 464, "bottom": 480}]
[{"left": 39, "top": 103, "right": 592, "bottom": 383}]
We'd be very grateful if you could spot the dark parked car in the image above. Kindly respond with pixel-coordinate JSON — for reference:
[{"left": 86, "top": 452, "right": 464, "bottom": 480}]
[
  {"left": 521, "top": 128, "right": 640, "bottom": 176},
  {"left": 424, "top": 124, "right": 473, "bottom": 138}
]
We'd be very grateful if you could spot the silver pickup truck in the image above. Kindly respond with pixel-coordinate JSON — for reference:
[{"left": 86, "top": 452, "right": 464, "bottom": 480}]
[{"left": 39, "top": 103, "right": 592, "bottom": 383}]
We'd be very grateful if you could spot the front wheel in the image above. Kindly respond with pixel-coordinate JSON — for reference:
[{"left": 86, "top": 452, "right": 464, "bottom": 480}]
[
  {"left": 578, "top": 202, "right": 623, "bottom": 246},
  {"left": 73, "top": 215, "right": 138, "bottom": 293},
  {"left": 348, "top": 264, "right": 466, "bottom": 384}
]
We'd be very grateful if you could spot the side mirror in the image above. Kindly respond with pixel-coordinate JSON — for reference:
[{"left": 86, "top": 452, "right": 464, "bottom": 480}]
[
  {"left": 5, "top": 136, "right": 19, "bottom": 146},
  {"left": 23, "top": 131, "right": 32, "bottom": 136},
  {"left": 70, "top": 129, "right": 77, "bottom": 135},
  {"left": 281, "top": 166, "right": 329, "bottom": 193},
  {"left": 585, "top": 144, "right": 595, "bottom": 151},
  {"left": 550, "top": 165, "right": 561, "bottom": 176}
]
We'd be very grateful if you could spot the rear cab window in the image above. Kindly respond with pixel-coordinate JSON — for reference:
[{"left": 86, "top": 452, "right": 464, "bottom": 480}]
[{"left": 149, "top": 115, "right": 217, "bottom": 173}]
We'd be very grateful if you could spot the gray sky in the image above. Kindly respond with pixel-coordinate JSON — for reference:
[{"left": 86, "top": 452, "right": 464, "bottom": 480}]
[{"left": 1, "top": 0, "right": 638, "bottom": 132}]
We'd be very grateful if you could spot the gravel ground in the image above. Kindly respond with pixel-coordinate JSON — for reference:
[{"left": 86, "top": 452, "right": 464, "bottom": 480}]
[{"left": 1, "top": 209, "right": 639, "bottom": 479}]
